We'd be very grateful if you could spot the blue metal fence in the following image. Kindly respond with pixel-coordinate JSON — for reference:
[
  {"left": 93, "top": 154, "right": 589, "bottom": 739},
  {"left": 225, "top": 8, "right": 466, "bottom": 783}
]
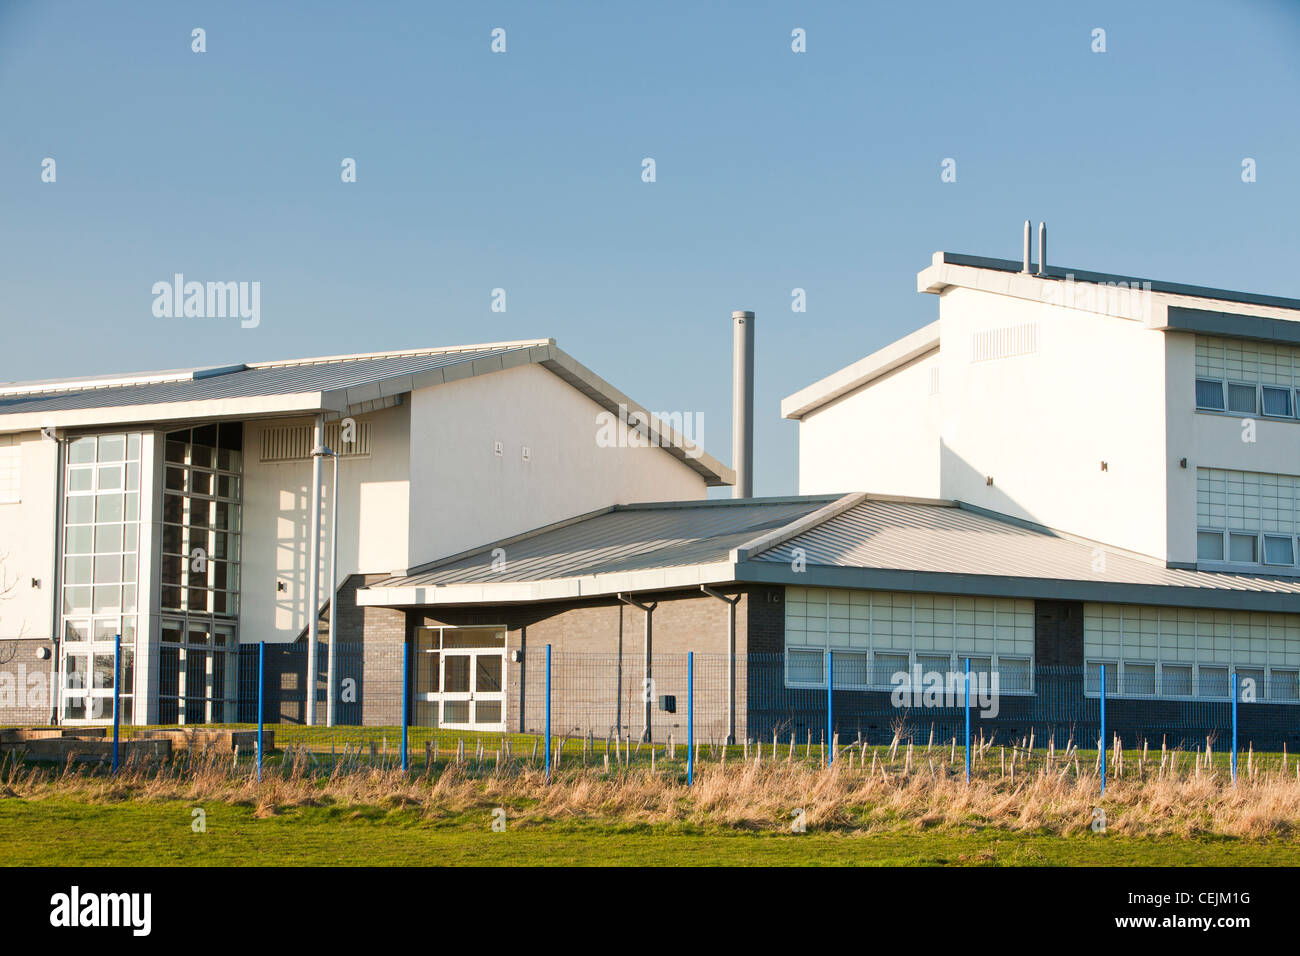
[{"left": 78, "top": 643, "right": 1300, "bottom": 787}]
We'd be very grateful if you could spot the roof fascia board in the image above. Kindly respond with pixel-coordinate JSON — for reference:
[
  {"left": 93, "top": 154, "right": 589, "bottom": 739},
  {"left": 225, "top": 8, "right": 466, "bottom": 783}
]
[
  {"left": 731, "top": 561, "right": 1300, "bottom": 613},
  {"left": 931, "top": 253, "right": 1300, "bottom": 313},
  {"left": 917, "top": 256, "right": 1157, "bottom": 323},
  {"left": 357, "top": 559, "right": 738, "bottom": 607},
  {"left": 0, "top": 392, "right": 329, "bottom": 435},
  {"left": 1157, "top": 306, "right": 1300, "bottom": 347},
  {"left": 781, "top": 324, "right": 941, "bottom": 420}
]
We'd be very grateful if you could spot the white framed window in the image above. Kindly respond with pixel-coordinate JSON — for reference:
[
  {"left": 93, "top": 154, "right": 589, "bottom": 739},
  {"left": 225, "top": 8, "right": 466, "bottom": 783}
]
[
  {"left": 1121, "top": 662, "right": 1157, "bottom": 697},
  {"left": 786, "top": 647, "right": 825, "bottom": 686},
  {"left": 1198, "top": 666, "right": 1229, "bottom": 699},
  {"left": 1263, "top": 534, "right": 1295, "bottom": 566},
  {"left": 831, "top": 650, "right": 869, "bottom": 688},
  {"left": 1228, "top": 532, "right": 1258, "bottom": 563},
  {"left": 1271, "top": 670, "right": 1299, "bottom": 701},
  {"left": 1196, "top": 530, "right": 1224, "bottom": 561},
  {"left": 1227, "top": 382, "right": 1258, "bottom": 414},
  {"left": 1262, "top": 385, "right": 1294, "bottom": 418},
  {"left": 1085, "top": 660, "right": 1118, "bottom": 695},
  {"left": 1195, "top": 378, "right": 1225, "bottom": 411},
  {"left": 1160, "top": 664, "right": 1192, "bottom": 697}
]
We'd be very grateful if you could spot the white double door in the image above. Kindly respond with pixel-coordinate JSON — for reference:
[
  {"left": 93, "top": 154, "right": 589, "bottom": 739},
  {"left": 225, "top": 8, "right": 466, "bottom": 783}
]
[{"left": 435, "top": 649, "right": 505, "bottom": 731}]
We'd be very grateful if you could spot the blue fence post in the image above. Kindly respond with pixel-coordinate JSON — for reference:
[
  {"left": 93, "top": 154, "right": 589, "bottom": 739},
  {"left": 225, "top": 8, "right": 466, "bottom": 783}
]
[
  {"left": 826, "top": 650, "right": 834, "bottom": 765},
  {"left": 687, "top": 651, "right": 694, "bottom": 786},
  {"left": 111, "top": 633, "right": 121, "bottom": 775},
  {"left": 400, "top": 640, "right": 409, "bottom": 772},
  {"left": 257, "top": 641, "right": 265, "bottom": 782},
  {"left": 1231, "top": 670, "right": 1238, "bottom": 783},
  {"left": 964, "top": 657, "right": 971, "bottom": 784},
  {"left": 543, "top": 644, "right": 552, "bottom": 780},
  {"left": 1100, "top": 663, "right": 1107, "bottom": 796}
]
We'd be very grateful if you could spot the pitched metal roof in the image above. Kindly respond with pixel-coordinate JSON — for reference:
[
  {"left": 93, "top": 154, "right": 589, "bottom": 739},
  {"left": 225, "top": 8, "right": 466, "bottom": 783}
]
[
  {"left": 378, "top": 496, "right": 839, "bottom": 588},
  {"left": 0, "top": 339, "right": 734, "bottom": 486},
  {"left": 0, "top": 344, "right": 538, "bottom": 413},
  {"left": 750, "top": 497, "right": 1300, "bottom": 598},
  {"left": 359, "top": 492, "right": 1300, "bottom": 612}
]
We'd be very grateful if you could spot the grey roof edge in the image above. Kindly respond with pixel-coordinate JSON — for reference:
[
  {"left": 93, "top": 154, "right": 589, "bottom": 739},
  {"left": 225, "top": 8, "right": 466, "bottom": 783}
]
[
  {"left": 357, "top": 560, "right": 740, "bottom": 608},
  {"left": 539, "top": 347, "right": 736, "bottom": 487},
  {"left": 1161, "top": 306, "right": 1300, "bottom": 347},
  {"left": 396, "top": 504, "right": 622, "bottom": 579},
  {"left": 732, "top": 492, "right": 872, "bottom": 561},
  {"left": 781, "top": 322, "right": 941, "bottom": 420},
  {"left": 732, "top": 561, "right": 1300, "bottom": 614},
  {"left": 937, "top": 252, "right": 1300, "bottom": 313}
]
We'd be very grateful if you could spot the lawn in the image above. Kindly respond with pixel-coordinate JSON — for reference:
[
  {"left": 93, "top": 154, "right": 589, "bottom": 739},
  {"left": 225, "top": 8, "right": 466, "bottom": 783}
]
[{"left": 1, "top": 797, "right": 1297, "bottom": 866}]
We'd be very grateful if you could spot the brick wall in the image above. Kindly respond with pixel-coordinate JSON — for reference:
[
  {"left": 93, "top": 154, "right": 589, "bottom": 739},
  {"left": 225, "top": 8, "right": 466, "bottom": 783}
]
[
  {"left": 408, "top": 586, "right": 772, "bottom": 742},
  {"left": 0, "top": 640, "right": 57, "bottom": 725}
]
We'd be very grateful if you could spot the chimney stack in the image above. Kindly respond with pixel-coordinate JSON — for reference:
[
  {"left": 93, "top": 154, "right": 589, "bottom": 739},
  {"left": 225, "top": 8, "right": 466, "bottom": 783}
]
[
  {"left": 1037, "top": 221, "right": 1048, "bottom": 276},
  {"left": 1022, "top": 219, "right": 1032, "bottom": 273},
  {"left": 732, "top": 310, "right": 754, "bottom": 499}
]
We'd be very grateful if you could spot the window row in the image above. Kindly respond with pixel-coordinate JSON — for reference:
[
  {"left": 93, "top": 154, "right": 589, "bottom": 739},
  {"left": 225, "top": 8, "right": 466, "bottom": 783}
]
[
  {"left": 1085, "top": 660, "right": 1300, "bottom": 701},
  {"left": 785, "top": 648, "right": 1033, "bottom": 693},
  {"left": 1195, "top": 379, "right": 1298, "bottom": 419},
  {"left": 786, "top": 588, "right": 1034, "bottom": 656},
  {"left": 1196, "top": 337, "right": 1300, "bottom": 389},
  {"left": 1197, "top": 529, "right": 1300, "bottom": 567},
  {"left": 1084, "top": 603, "right": 1300, "bottom": 667}
]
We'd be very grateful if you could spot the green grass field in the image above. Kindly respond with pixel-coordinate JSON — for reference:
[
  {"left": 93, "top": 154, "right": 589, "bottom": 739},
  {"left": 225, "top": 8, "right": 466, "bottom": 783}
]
[{"left": 2, "top": 797, "right": 1297, "bottom": 866}]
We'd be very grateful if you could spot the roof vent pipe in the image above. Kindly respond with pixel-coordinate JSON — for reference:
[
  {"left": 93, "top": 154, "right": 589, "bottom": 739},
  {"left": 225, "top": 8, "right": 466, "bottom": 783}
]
[
  {"left": 1037, "top": 221, "right": 1048, "bottom": 276},
  {"left": 1022, "top": 220, "right": 1032, "bottom": 273},
  {"left": 732, "top": 310, "right": 755, "bottom": 499}
]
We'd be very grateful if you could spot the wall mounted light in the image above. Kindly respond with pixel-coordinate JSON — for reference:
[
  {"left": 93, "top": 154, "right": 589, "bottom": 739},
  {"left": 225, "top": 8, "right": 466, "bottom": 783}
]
[
  {"left": 985, "top": 476, "right": 994, "bottom": 486},
  {"left": 30, "top": 578, "right": 40, "bottom": 589},
  {"left": 1100, "top": 461, "right": 1109, "bottom": 472},
  {"left": 1180, "top": 458, "right": 1188, "bottom": 469},
  {"left": 277, "top": 581, "right": 287, "bottom": 593}
]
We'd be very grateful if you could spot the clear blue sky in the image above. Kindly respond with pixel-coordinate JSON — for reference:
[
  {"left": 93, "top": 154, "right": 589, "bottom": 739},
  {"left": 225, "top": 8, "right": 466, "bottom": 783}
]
[{"left": 2, "top": 0, "right": 1298, "bottom": 496}]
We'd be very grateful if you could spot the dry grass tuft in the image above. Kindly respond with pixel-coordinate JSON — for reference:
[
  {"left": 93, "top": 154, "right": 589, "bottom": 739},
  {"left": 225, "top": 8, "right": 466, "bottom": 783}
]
[{"left": 4, "top": 748, "right": 1299, "bottom": 840}]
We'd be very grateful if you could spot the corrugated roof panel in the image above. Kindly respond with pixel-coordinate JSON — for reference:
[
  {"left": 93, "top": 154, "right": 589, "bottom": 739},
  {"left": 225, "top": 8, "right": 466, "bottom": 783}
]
[
  {"left": 381, "top": 498, "right": 837, "bottom": 587},
  {"left": 755, "top": 499, "right": 1300, "bottom": 595}
]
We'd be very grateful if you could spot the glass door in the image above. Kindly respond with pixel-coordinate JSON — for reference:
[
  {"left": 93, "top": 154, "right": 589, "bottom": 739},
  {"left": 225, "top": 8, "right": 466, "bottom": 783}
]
[{"left": 438, "top": 649, "right": 505, "bottom": 731}]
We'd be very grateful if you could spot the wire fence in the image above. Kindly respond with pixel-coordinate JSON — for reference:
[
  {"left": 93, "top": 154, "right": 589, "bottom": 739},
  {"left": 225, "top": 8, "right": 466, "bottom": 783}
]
[{"left": 5, "top": 643, "right": 1300, "bottom": 787}]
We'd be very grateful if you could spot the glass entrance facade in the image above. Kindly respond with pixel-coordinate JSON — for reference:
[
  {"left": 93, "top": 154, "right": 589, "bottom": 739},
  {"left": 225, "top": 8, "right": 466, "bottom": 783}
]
[
  {"left": 158, "top": 424, "right": 243, "bottom": 724},
  {"left": 57, "top": 423, "right": 243, "bottom": 724},
  {"left": 58, "top": 433, "right": 141, "bottom": 723}
]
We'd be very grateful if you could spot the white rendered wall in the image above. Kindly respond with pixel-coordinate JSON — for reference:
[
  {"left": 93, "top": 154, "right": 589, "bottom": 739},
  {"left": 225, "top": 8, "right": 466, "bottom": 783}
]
[
  {"left": 407, "top": 363, "right": 708, "bottom": 569},
  {"left": 0, "top": 432, "right": 58, "bottom": 641},
  {"left": 796, "top": 351, "right": 941, "bottom": 498},
  {"left": 241, "top": 403, "right": 411, "bottom": 644},
  {"left": 934, "top": 286, "right": 1169, "bottom": 559}
]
